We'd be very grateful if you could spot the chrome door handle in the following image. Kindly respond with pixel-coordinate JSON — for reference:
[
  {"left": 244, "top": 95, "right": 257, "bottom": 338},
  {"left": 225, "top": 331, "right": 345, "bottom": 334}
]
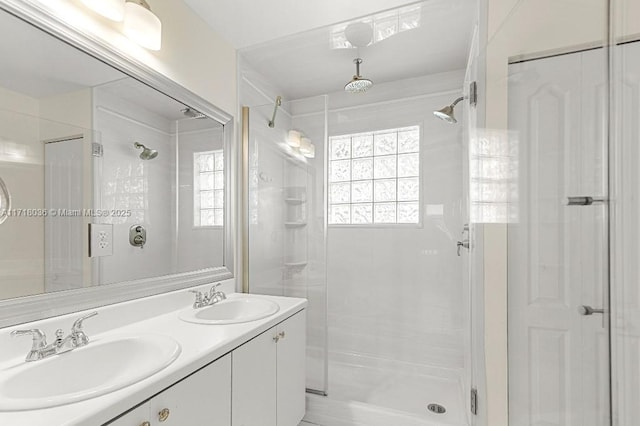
[
  {"left": 578, "top": 305, "right": 605, "bottom": 316},
  {"left": 457, "top": 240, "right": 469, "bottom": 256}
]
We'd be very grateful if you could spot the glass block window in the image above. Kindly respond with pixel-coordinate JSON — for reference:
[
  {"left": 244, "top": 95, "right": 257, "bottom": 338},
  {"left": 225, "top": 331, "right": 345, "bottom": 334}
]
[
  {"left": 194, "top": 150, "right": 224, "bottom": 227},
  {"left": 328, "top": 126, "right": 420, "bottom": 225}
]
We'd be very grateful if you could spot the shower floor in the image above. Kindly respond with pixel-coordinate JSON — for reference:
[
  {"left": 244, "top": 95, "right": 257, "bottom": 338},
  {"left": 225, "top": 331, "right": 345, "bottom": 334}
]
[{"left": 304, "top": 354, "right": 468, "bottom": 426}]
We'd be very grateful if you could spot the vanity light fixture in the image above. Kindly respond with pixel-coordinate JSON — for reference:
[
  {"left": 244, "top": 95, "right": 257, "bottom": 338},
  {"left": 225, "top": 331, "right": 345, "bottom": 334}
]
[
  {"left": 299, "top": 137, "right": 315, "bottom": 159},
  {"left": 287, "top": 130, "right": 302, "bottom": 148},
  {"left": 81, "top": 0, "right": 126, "bottom": 22},
  {"left": 123, "top": 0, "right": 162, "bottom": 51}
]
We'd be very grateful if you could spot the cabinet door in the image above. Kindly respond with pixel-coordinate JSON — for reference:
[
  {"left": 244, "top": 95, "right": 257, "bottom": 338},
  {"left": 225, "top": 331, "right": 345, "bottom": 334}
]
[
  {"left": 106, "top": 403, "right": 149, "bottom": 426},
  {"left": 149, "top": 354, "right": 231, "bottom": 426},
  {"left": 276, "top": 311, "right": 306, "bottom": 426},
  {"left": 232, "top": 329, "right": 277, "bottom": 426}
]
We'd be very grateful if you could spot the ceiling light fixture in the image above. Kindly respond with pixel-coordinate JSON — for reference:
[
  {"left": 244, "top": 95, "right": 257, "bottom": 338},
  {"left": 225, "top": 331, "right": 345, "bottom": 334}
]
[
  {"left": 344, "top": 58, "right": 373, "bottom": 93},
  {"left": 81, "top": 0, "right": 126, "bottom": 21},
  {"left": 123, "top": 0, "right": 162, "bottom": 51}
]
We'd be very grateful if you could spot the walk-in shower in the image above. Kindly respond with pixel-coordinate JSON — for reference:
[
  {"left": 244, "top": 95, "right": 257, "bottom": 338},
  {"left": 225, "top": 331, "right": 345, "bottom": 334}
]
[{"left": 239, "top": 2, "right": 476, "bottom": 425}]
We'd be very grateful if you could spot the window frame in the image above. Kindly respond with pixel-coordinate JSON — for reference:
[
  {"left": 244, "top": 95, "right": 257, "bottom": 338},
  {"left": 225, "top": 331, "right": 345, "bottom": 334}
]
[{"left": 327, "top": 125, "right": 423, "bottom": 228}]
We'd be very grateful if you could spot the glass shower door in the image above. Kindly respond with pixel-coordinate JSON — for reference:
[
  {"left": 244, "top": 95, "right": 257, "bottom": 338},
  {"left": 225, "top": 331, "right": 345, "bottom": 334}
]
[{"left": 244, "top": 96, "right": 328, "bottom": 395}]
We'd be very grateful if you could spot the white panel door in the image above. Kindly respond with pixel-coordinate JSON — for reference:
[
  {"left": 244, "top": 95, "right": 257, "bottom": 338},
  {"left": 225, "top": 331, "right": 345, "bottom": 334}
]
[
  {"left": 276, "top": 311, "right": 306, "bottom": 426},
  {"left": 44, "top": 137, "right": 84, "bottom": 292},
  {"left": 507, "top": 48, "right": 610, "bottom": 426},
  {"left": 232, "top": 328, "right": 278, "bottom": 426}
]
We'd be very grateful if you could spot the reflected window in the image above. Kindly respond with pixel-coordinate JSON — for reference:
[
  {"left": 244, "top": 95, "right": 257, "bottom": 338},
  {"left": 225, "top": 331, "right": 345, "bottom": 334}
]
[
  {"left": 194, "top": 150, "right": 224, "bottom": 227},
  {"left": 328, "top": 125, "right": 420, "bottom": 225}
]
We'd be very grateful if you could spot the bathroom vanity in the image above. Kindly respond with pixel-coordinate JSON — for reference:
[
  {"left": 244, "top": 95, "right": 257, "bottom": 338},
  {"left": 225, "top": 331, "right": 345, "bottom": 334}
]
[{"left": 0, "top": 283, "right": 307, "bottom": 426}]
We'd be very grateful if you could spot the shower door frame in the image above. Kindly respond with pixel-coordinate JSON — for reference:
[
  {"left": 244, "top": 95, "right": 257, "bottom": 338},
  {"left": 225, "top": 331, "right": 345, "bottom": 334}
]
[{"left": 240, "top": 102, "right": 330, "bottom": 397}]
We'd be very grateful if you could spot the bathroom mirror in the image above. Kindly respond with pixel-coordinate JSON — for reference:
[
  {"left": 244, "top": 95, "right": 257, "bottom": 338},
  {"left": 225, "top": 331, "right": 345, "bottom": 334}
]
[{"left": 0, "top": 3, "right": 233, "bottom": 325}]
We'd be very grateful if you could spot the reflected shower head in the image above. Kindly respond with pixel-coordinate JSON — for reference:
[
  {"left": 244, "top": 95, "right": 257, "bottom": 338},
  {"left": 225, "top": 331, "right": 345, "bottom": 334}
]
[
  {"left": 134, "top": 142, "right": 158, "bottom": 160},
  {"left": 433, "top": 97, "right": 465, "bottom": 124},
  {"left": 181, "top": 107, "right": 206, "bottom": 119},
  {"left": 345, "top": 58, "right": 373, "bottom": 93}
]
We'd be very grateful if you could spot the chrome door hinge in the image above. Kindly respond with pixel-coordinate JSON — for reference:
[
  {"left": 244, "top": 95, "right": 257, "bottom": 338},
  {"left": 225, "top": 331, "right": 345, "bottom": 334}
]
[
  {"left": 92, "top": 142, "right": 103, "bottom": 157},
  {"left": 470, "top": 388, "right": 478, "bottom": 415},
  {"left": 469, "top": 81, "right": 478, "bottom": 107}
]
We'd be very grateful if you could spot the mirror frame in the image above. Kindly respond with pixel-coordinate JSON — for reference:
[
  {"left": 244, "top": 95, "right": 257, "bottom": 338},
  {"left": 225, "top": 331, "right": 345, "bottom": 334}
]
[{"left": 0, "top": 0, "right": 235, "bottom": 328}]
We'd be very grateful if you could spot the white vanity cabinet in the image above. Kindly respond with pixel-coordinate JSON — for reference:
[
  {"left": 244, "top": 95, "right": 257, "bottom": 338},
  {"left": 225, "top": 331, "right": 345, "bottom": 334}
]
[
  {"left": 107, "top": 354, "right": 232, "bottom": 426},
  {"left": 232, "top": 310, "right": 306, "bottom": 426}
]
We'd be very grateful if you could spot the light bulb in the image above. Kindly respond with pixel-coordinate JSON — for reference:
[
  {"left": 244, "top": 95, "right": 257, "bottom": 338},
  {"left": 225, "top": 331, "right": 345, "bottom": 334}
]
[
  {"left": 123, "top": 0, "right": 162, "bottom": 51},
  {"left": 299, "top": 137, "right": 315, "bottom": 158},
  {"left": 287, "top": 130, "right": 302, "bottom": 148}
]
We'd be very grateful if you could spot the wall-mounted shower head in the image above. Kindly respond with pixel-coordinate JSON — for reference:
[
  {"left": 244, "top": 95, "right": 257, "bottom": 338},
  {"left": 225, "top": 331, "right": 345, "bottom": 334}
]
[
  {"left": 134, "top": 142, "right": 158, "bottom": 160},
  {"left": 181, "top": 107, "right": 206, "bottom": 119},
  {"left": 433, "top": 97, "right": 465, "bottom": 124}
]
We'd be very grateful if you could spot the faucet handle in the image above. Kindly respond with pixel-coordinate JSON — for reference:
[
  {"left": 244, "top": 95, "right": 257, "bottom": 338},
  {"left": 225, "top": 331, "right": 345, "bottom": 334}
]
[
  {"left": 189, "top": 290, "right": 204, "bottom": 308},
  {"left": 72, "top": 311, "right": 98, "bottom": 332},
  {"left": 70, "top": 312, "right": 97, "bottom": 347},
  {"left": 189, "top": 289, "right": 203, "bottom": 300},
  {"left": 11, "top": 329, "right": 47, "bottom": 349},
  {"left": 210, "top": 283, "right": 226, "bottom": 302}
]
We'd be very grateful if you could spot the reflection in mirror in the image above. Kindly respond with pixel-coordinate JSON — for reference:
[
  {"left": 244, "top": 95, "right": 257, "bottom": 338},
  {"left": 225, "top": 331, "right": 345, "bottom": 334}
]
[{"left": 0, "top": 8, "right": 225, "bottom": 301}]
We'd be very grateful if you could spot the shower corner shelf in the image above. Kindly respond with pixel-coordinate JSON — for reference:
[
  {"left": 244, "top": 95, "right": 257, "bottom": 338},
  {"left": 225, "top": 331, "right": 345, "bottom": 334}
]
[
  {"left": 285, "top": 222, "right": 307, "bottom": 228},
  {"left": 284, "top": 261, "right": 308, "bottom": 267},
  {"left": 284, "top": 198, "right": 306, "bottom": 205}
]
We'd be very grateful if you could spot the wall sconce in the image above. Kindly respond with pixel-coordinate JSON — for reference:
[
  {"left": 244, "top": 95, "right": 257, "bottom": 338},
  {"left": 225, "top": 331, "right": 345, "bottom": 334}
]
[
  {"left": 81, "top": 0, "right": 125, "bottom": 21},
  {"left": 80, "top": 0, "right": 162, "bottom": 51},
  {"left": 287, "top": 130, "right": 302, "bottom": 148},
  {"left": 123, "top": 0, "right": 162, "bottom": 51},
  {"left": 299, "top": 137, "right": 315, "bottom": 159}
]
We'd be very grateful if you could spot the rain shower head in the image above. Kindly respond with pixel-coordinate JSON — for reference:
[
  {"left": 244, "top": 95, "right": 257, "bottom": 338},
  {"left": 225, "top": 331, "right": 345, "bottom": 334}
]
[
  {"left": 181, "top": 107, "right": 206, "bottom": 119},
  {"left": 345, "top": 58, "right": 373, "bottom": 93},
  {"left": 433, "top": 97, "right": 464, "bottom": 124},
  {"left": 134, "top": 142, "right": 158, "bottom": 160}
]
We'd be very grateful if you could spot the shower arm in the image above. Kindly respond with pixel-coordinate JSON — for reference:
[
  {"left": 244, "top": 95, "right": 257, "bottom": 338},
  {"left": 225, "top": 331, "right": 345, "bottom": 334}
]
[
  {"left": 267, "top": 96, "right": 282, "bottom": 128},
  {"left": 450, "top": 96, "right": 465, "bottom": 108}
]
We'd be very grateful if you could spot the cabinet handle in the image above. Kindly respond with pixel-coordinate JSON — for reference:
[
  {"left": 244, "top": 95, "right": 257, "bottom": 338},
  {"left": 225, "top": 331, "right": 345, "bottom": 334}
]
[
  {"left": 273, "top": 331, "right": 285, "bottom": 343},
  {"left": 140, "top": 422, "right": 151, "bottom": 426},
  {"left": 158, "top": 408, "right": 170, "bottom": 422}
]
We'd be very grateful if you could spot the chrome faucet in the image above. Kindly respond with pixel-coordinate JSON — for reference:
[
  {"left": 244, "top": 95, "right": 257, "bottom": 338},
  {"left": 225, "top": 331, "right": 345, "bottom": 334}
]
[
  {"left": 11, "top": 312, "right": 98, "bottom": 362},
  {"left": 189, "top": 284, "right": 227, "bottom": 309}
]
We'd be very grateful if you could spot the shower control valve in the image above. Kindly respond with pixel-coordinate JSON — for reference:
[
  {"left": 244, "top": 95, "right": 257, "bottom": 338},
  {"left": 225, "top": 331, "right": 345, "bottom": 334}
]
[{"left": 129, "top": 224, "right": 147, "bottom": 249}]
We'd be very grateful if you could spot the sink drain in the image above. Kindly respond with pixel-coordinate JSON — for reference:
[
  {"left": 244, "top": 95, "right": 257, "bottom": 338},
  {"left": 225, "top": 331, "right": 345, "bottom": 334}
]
[{"left": 427, "top": 403, "right": 446, "bottom": 414}]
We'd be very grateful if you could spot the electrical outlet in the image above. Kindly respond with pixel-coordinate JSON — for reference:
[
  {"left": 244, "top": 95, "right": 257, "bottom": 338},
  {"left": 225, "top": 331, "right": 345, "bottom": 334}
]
[{"left": 89, "top": 223, "right": 113, "bottom": 257}]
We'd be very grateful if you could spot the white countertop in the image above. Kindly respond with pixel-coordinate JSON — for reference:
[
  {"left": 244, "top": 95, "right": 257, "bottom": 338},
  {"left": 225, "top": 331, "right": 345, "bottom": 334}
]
[{"left": 0, "top": 281, "right": 307, "bottom": 426}]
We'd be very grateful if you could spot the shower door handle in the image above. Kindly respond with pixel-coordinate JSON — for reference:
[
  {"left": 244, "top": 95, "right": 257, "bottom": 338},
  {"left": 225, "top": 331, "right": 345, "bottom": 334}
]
[
  {"left": 577, "top": 305, "right": 605, "bottom": 316},
  {"left": 457, "top": 240, "right": 469, "bottom": 256}
]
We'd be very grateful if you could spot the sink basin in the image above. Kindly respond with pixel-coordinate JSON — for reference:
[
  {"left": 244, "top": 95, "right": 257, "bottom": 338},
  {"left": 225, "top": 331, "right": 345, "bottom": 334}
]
[
  {"left": 0, "top": 334, "right": 181, "bottom": 411},
  {"left": 179, "top": 296, "right": 280, "bottom": 325}
]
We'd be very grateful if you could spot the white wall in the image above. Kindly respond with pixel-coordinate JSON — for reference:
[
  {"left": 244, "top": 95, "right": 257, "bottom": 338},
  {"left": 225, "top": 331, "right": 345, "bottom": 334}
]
[
  {"left": 94, "top": 87, "right": 173, "bottom": 284},
  {"left": 0, "top": 87, "right": 43, "bottom": 299},
  {"left": 176, "top": 123, "right": 225, "bottom": 272},
  {"left": 322, "top": 70, "right": 466, "bottom": 371}
]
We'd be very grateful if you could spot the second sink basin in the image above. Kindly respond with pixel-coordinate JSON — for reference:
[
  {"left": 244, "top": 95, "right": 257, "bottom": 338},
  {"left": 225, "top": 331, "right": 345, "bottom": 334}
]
[
  {"left": 0, "top": 334, "right": 181, "bottom": 411},
  {"left": 179, "top": 295, "right": 280, "bottom": 325}
]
